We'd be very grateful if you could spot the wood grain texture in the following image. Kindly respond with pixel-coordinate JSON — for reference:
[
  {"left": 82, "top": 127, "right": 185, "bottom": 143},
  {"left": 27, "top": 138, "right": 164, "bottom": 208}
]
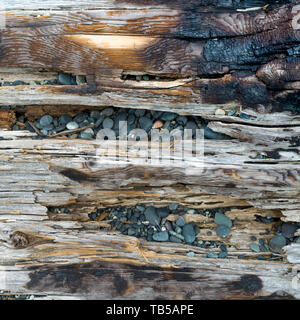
[
  {"left": 0, "top": 0, "right": 300, "bottom": 299},
  {"left": 0, "top": 0, "right": 299, "bottom": 125}
]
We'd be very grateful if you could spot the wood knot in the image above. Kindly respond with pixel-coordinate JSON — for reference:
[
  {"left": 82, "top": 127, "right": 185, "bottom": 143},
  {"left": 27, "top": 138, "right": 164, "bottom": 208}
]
[{"left": 10, "top": 231, "right": 30, "bottom": 249}]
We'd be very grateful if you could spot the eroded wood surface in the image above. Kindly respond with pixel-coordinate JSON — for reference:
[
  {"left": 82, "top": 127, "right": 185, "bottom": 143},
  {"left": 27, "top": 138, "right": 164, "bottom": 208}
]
[
  {"left": 0, "top": 0, "right": 299, "bottom": 125},
  {"left": 0, "top": 0, "right": 300, "bottom": 299}
]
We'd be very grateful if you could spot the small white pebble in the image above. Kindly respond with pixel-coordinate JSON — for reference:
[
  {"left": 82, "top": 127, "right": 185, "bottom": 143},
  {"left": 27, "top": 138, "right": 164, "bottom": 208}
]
[
  {"left": 161, "top": 226, "right": 166, "bottom": 232},
  {"left": 215, "top": 108, "right": 226, "bottom": 116}
]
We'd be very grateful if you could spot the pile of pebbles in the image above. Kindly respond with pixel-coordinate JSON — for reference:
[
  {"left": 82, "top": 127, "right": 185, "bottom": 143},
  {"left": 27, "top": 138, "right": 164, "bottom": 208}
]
[
  {"left": 12, "top": 106, "right": 230, "bottom": 140},
  {"left": 0, "top": 73, "right": 86, "bottom": 87},
  {"left": 249, "top": 221, "right": 300, "bottom": 255},
  {"left": 50, "top": 203, "right": 300, "bottom": 260}
]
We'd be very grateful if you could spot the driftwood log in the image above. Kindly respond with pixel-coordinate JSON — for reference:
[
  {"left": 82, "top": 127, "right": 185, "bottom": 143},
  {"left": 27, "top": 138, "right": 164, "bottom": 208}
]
[{"left": 0, "top": 0, "right": 300, "bottom": 300}]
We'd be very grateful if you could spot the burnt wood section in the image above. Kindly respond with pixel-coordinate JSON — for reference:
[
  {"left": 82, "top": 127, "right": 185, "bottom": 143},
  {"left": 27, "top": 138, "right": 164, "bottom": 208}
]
[{"left": 0, "top": 0, "right": 300, "bottom": 300}]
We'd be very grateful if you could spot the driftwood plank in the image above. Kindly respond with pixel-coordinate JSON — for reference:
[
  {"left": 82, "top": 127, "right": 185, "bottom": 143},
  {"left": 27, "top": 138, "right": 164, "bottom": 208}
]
[
  {"left": 0, "top": 1, "right": 299, "bottom": 125},
  {"left": 0, "top": 0, "right": 299, "bottom": 300}
]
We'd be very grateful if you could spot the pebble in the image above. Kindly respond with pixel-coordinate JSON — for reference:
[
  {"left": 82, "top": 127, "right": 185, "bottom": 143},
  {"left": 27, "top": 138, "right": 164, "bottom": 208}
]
[
  {"left": 185, "top": 120, "right": 197, "bottom": 131},
  {"left": 228, "top": 109, "right": 236, "bottom": 116},
  {"left": 95, "top": 116, "right": 105, "bottom": 128},
  {"left": 144, "top": 206, "right": 160, "bottom": 226},
  {"left": 207, "top": 252, "right": 218, "bottom": 258},
  {"left": 218, "top": 251, "right": 227, "bottom": 259},
  {"left": 59, "top": 114, "right": 72, "bottom": 125},
  {"left": 58, "top": 73, "right": 73, "bottom": 85},
  {"left": 161, "top": 112, "right": 177, "bottom": 121},
  {"left": 90, "top": 111, "right": 101, "bottom": 119},
  {"left": 169, "top": 230, "right": 185, "bottom": 241},
  {"left": 153, "top": 231, "right": 169, "bottom": 242},
  {"left": 176, "top": 116, "right": 188, "bottom": 126},
  {"left": 39, "top": 115, "right": 53, "bottom": 127},
  {"left": 127, "top": 228, "right": 136, "bottom": 236},
  {"left": 187, "top": 209, "right": 196, "bottom": 214},
  {"left": 250, "top": 236, "right": 257, "bottom": 241},
  {"left": 204, "top": 127, "right": 227, "bottom": 140},
  {"left": 269, "top": 235, "right": 286, "bottom": 252},
  {"left": 281, "top": 223, "right": 297, "bottom": 239},
  {"left": 66, "top": 121, "right": 79, "bottom": 130},
  {"left": 175, "top": 227, "right": 182, "bottom": 234},
  {"left": 135, "top": 109, "right": 146, "bottom": 117},
  {"left": 239, "top": 113, "right": 251, "bottom": 119},
  {"left": 136, "top": 205, "right": 145, "bottom": 212},
  {"left": 214, "top": 212, "right": 232, "bottom": 228},
  {"left": 187, "top": 252, "right": 195, "bottom": 257},
  {"left": 152, "top": 120, "right": 164, "bottom": 129},
  {"left": 74, "top": 113, "right": 88, "bottom": 123},
  {"left": 80, "top": 128, "right": 94, "bottom": 139},
  {"left": 170, "top": 235, "right": 182, "bottom": 243},
  {"left": 216, "top": 225, "right": 231, "bottom": 238},
  {"left": 101, "top": 107, "right": 114, "bottom": 117},
  {"left": 128, "top": 114, "right": 136, "bottom": 125},
  {"left": 139, "top": 117, "right": 153, "bottom": 132},
  {"left": 250, "top": 243, "right": 260, "bottom": 253},
  {"left": 103, "top": 118, "right": 114, "bottom": 129},
  {"left": 215, "top": 109, "right": 226, "bottom": 116},
  {"left": 182, "top": 223, "right": 196, "bottom": 244},
  {"left": 156, "top": 207, "right": 169, "bottom": 218},
  {"left": 169, "top": 203, "right": 179, "bottom": 211},
  {"left": 176, "top": 216, "right": 186, "bottom": 227}
]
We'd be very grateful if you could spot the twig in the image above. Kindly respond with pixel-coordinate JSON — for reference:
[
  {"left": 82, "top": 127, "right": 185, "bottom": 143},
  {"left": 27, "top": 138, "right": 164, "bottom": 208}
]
[
  {"left": 28, "top": 121, "right": 43, "bottom": 136},
  {"left": 49, "top": 124, "right": 95, "bottom": 138}
]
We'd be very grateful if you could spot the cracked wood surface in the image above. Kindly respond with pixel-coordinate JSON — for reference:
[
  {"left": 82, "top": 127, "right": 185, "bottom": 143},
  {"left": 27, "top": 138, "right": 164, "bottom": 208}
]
[
  {"left": 0, "top": 0, "right": 299, "bottom": 125},
  {"left": 0, "top": 0, "right": 300, "bottom": 299}
]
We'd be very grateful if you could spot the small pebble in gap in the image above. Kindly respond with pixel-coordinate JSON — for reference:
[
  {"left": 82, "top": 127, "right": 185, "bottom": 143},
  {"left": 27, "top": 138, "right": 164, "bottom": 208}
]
[
  {"left": 58, "top": 73, "right": 73, "bottom": 85},
  {"left": 103, "top": 118, "right": 114, "bottom": 129},
  {"left": 79, "top": 128, "right": 94, "bottom": 139},
  {"left": 269, "top": 235, "right": 286, "bottom": 252},
  {"left": 207, "top": 252, "right": 218, "bottom": 259},
  {"left": 182, "top": 223, "right": 196, "bottom": 244},
  {"left": 176, "top": 216, "right": 186, "bottom": 227},
  {"left": 169, "top": 230, "right": 185, "bottom": 241},
  {"left": 135, "top": 109, "right": 146, "bottom": 117},
  {"left": 74, "top": 113, "right": 88, "bottom": 123},
  {"left": 153, "top": 231, "right": 169, "bottom": 242},
  {"left": 215, "top": 108, "right": 226, "bottom": 116},
  {"left": 176, "top": 116, "right": 188, "bottom": 126},
  {"left": 144, "top": 206, "right": 160, "bottom": 226},
  {"left": 216, "top": 225, "right": 231, "bottom": 238},
  {"left": 156, "top": 207, "right": 169, "bottom": 218},
  {"left": 39, "top": 115, "right": 53, "bottom": 127},
  {"left": 59, "top": 114, "right": 72, "bottom": 125},
  {"left": 281, "top": 223, "right": 297, "bottom": 239},
  {"left": 187, "top": 252, "right": 195, "bottom": 258},
  {"left": 100, "top": 107, "right": 114, "bottom": 117},
  {"left": 214, "top": 212, "right": 232, "bottom": 228},
  {"left": 160, "top": 112, "right": 177, "bottom": 121},
  {"left": 228, "top": 109, "right": 236, "bottom": 116},
  {"left": 250, "top": 236, "right": 257, "bottom": 241},
  {"left": 66, "top": 121, "right": 79, "bottom": 130},
  {"left": 170, "top": 236, "right": 182, "bottom": 243},
  {"left": 239, "top": 113, "right": 251, "bottom": 119},
  {"left": 90, "top": 111, "right": 101, "bottom": 119},
  {"left": 218, "top": 251, "right": 227, "bottom": 259},
  {"left": 250, "top": 243, "right": 260, "bottom": 253},
  {"left": 12, "top": 80, "right": 24, "bottom": 86},
  {"left": 169, "top": 203, "right": 179, "bottom": 211},
  {"left": 152, "top": 120, "right": 164, "bottom": 129},
  {"left": 139, "top": 117, "right": 153, "bottom": 132}
]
